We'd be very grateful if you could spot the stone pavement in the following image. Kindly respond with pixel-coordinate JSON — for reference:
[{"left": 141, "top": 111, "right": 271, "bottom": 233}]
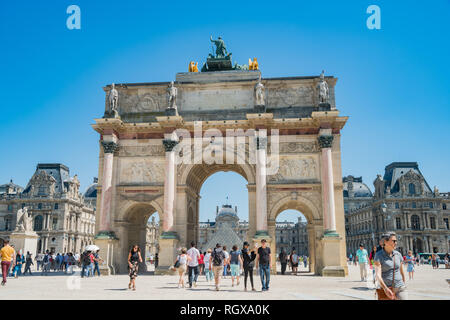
[{"left": 1, "top": 264, "right": 449, "bottom": 300}]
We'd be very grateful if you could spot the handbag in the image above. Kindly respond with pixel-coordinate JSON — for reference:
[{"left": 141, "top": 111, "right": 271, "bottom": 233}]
[
  {"left": 376, "top": 252, "right": 397, "bottom": 300},
  {"left": 174, "top": 256, "right": 180, "bottom": 268}
]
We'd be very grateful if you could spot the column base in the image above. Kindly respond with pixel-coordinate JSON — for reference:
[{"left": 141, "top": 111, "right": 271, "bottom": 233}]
[
  {"left": 320, "top": 234, "right": 347, "bottom": 277},
  {"left": 95, "top": 231, "right": 119, "bottom": 276},
  {"left": 157, "top": 235, "right": 180, "bottom": 274},
  {"left": 323, "top": 230, "right": 340, "bottom": 237},
  {"left": 254, "top": 230, "right": 270, "bottom": 238}
]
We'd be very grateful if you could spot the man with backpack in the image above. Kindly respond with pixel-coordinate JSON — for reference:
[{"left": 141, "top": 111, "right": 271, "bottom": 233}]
[
  {"left": 81, "top": 251, "right": 93, "bottom": 278},
  {"left": 211, "top": 243, "right": 226, "bottom": 291},
  {"left": 42, "top": 250, "right": 51, "bottom": 275}
]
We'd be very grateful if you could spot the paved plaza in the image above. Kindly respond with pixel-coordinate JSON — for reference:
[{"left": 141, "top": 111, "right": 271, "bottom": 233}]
[{"left": 1, "top": 263, "right": 449, "bottom": 300}]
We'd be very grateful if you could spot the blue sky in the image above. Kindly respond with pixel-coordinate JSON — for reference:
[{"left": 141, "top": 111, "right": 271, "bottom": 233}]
[{"left": 1, "top": 1, "right": 449, "bottom": 223}]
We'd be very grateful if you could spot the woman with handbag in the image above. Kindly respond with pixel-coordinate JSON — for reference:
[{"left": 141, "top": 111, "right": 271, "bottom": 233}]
[
  {"left": 176, "top": 248, "right": 190, "bottom": 288},
  {"left": 374, "top": 232, "right": 408, "bottom": 300},
  {"left": 127, "top": 245, "right": 143, "bottom": 291}
]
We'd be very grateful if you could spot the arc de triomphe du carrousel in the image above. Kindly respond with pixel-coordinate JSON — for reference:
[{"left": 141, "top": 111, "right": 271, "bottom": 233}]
[{"left": 92, "top": 37, "right": 349, "bottom": 276}]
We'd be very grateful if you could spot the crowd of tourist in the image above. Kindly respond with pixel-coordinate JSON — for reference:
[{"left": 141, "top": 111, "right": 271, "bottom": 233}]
[{"left": 0, "top": 239, "right": 104, "bottom": 285}]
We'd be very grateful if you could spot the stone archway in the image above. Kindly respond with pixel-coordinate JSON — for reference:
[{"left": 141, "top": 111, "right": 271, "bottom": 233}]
[
  {"left": 114, "top": 201, "right": 163, "bottom": 273},
  {"left": 268, "top": 194, "right": 323, "bottom": 274},
  {"left": 177, "top": 163, "right": 255, "bottom": 248}
]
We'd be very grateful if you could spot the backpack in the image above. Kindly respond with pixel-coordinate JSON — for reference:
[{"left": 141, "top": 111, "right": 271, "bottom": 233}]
[
  {"left": 212, "top": 249, "right": 225, "bottom": 266},
  {"left": 82, "top": 253, "right": 91, "bottom": 265},
  {"left": 43, "top": 254, "right": 49, "bottom": 263}
]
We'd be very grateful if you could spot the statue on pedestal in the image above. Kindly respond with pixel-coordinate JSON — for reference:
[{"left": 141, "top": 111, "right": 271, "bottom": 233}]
[
  {"left": 317, "top": 70, "right": 330, "bottom": 106},
  {"left": 166, "top": 81, "right": 178, "bottom": 116},
  {"left": 254, "top": 75, "right": 265, "bottom": 112},
  {"left": 106, "top": 83, "right": 119, "bottom": 118},
  {"left": 210, "top": 36, "right": 228, "bottom": 58}
]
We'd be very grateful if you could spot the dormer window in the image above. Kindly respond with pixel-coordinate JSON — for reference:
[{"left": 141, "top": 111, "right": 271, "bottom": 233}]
[{"left": 409, "top": 183, "right": 415, "bottom": 195}]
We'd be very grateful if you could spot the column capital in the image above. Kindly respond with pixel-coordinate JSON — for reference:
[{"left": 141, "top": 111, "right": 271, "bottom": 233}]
[
  {"left": 101, "top": 141, "right": 119, "bottom": 154},
  {"left": 317, "top": 135, "right": 333, "bottom": 149},
  {"left": 162, "top": 139, "right": 179, "bottom": 152},
  {"left": 256, "top": 136, "right": 267, "bottom": 150}
]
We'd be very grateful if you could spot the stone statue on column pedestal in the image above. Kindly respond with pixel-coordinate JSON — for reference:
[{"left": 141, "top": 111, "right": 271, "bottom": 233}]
[
  {"left": 105, "top": 83, "right": 120, "bottom": 118},
  {"left": 166, "top": 81, "right": 179, "bottom": 116},
  {"left": 254, "top": 75, "right": 266, "bottom": 113},
  {"left": 317, "top": 70, "right": 330, "bottom": 109}
]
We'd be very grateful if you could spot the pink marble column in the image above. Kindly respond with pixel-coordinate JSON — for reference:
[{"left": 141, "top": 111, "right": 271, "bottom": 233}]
[
  {"left": 99, "top": 140, "right": 118, "bottom": 232},
  {"left": 318, "top": 135, "right": 337, "bottom": 235},
  {"left": 162, "top": 139, "right": 178, "bottom": 233},
  {"left": 255, "top": 137, "right": 268, "bottom": 235}
]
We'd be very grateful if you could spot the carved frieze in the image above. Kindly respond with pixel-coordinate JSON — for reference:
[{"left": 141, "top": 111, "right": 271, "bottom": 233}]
[
  {"left": 269, "top": 157, "right": 318, "bottom": 182},
  {"left": 119, "top": 91, "right": 167, "bottom": 113},
  {"left": 119, "top": 159, "right": 165, "bottom": 184}
]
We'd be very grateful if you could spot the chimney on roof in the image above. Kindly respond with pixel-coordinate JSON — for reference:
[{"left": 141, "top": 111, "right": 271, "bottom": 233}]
[{"left": 94, "top": 177, "right": 98, "bottom": 183}]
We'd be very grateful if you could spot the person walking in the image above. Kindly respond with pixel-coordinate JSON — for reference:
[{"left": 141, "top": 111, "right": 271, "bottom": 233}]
[
  {"left": 198, "top": 251, "right": 205, "bottom": 276},
  {"left": 229, "top": 245, "right": 243, "bottom": 287},
  {"left": 290, "top": 249, "right": 299, "bottom": 275},
  {"left": 80, "top": 251, "right": 91, "bottom": 278},
  {"left": 222, "top": 245, "right": 229, "bottom": 278},
  {"left": 356, "top": 244, "right": 369, "bottom": 281},
  {"left": 175, "top": 248, "right": 190, "bottom": 288},
  {"left": 35, "top": 252, "right": 44, "bottom": 271},
  {"left": 155, "top": 253, "right": 159, "bottom": 269},
  {"left": 13, "top": 250, "right": 25, "bottom": 278},
  {"left": 186, "top": 242, "right": 200, "bottom": 288},
  {"left": 255, "top": 239, "right": 271, "bottom": 292},
  {"left": 303, "top": 255, "right": 308, "bottom": 268},
  {"left": 127, "top": 245, "right": 143, "bottom": 291},
  {"left": 23, "top": 252, "right": 33, "bottom": 275},
  {"left": 405, "top": 250, "right": 415, "bottom": 280},
  {"left": 278, "top": 249, "right": 288, "bottom": 275},
  {"left": 241, "top": 241, "right": 256, "bottom": 291},
  {"left": 369, "top": 246, "right": 377, "bottom": 284},
  {"left": 444, "top": 253, "right": 449, "bottom": 269},
  {"left": 0, "top": 240, "right": 15, "bottom": 286},
  {"left": 93, "top": 250, "right": 102, "bottom": 276},
  {"left": 68, "top": 253, "right": 76, "bottom": 274},
  {"left": 211, "top": 243, "right": 226, "bottom": 291},
  {"left": 42, "top": 251, "right": 51, "bottom": 275},
  {"left": 203, "top": 249, "right": 213, "bottom": 282},
  {"left": 374, "top": 232, "right": 408, "bottom": 300}
]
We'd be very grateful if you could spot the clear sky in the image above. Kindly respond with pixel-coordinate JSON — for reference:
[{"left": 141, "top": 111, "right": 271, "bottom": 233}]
[{"left": 1, "top": 1, "right": 449, "bottom": 223}]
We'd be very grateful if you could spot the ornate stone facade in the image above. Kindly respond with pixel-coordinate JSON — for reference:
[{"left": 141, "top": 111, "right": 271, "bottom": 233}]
[
  {"left": 93, "top": 67, "right": 348, "bottom": 276},
  {"left": 0, "top": 164, "right": 96, "bottom": 254},
  {"left": 344, "top": 163, "right": 450, "bottom": 255}
]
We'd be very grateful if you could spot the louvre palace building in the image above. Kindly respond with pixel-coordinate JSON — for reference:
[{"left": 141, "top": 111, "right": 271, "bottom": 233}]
[
  {"left": 0, "top": 163, "right": 96, "bottom": 254},
  {"left": 344, "top": 162, "right": 450, "bottom": 255}
]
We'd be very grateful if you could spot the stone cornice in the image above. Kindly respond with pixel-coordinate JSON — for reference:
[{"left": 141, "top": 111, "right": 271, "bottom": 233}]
[{"left": 92, "top": 112, "right": 348, "bottom": 137}]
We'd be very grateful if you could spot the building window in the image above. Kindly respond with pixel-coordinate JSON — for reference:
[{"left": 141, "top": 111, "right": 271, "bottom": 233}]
[
  {"left": 409, "top": 183, "right": 415, "bottom": 195},
  {"left": 443, "top": 204, "right": 447, "bottom": 210},
  {"left": 52, "top": 218, "right": 58, "bottom": 230},
  {"left": 395, "top": 202, "right": 399, "bottom": 209},
  {"left": 38, "top": 186, "right": 46, "bottom": 196},
  {"left": 411, "top": 215, "right": 420, "bottom": 230},
  {"left": 21, "top": 203, "right": 25, "bottom": 209},
  {"left": 38, "top": 203, "right": 42, "bottom": 210},
  {"left": 412, "top": 202, "right": 416, "bottom": 209},
  {"left": 34, "top": 215, "right": 43, "bottom": 231},
  {"left": 429, "top": 202, "right": 433, "bottom": 209},
  {"left": 7, "top": 205, "right": 12, "bottom": 212},
  {"left": 396, "top": 217, "right": 402, "bottom": 230},
  {"left": 444, "top": 218, "right": 449, "bottom": 230},
  {"left": 54, "top": 203, "right": 58, "bottom": 210},
  {"left": 430, "top": 216, "right": 436, "bottom": 229}
]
